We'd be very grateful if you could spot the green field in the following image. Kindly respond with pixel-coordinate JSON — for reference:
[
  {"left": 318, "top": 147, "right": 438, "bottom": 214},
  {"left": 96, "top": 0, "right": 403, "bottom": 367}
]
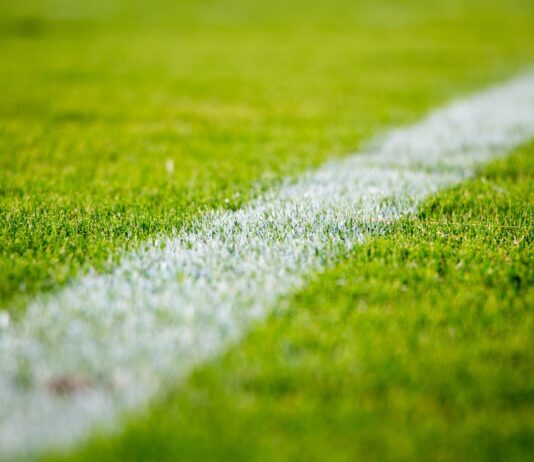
[
  {"left": 50, "top": 142, "right": 534, "bottom": 462},
  {"left": 1, "top": 0, "right": 533, "bottom": 460}
]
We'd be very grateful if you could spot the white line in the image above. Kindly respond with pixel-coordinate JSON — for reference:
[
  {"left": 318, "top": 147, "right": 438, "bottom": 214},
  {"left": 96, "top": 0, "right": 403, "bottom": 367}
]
[{"left": 1, "top": 72, "right": 534, "bottom": 458}]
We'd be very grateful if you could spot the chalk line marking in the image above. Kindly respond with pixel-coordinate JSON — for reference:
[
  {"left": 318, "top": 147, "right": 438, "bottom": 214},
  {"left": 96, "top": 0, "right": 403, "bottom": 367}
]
[{"left": 1, "top": 71, "right": 534, "bottom": 457}]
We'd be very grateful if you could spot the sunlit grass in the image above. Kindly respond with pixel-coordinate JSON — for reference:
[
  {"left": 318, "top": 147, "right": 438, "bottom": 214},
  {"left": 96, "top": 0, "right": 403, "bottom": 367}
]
[
  {"left": 53, "top": 142, "right": 534, "bottom": 462},
  {"left": 2, "top": 0, "right": 534, "bottom": 313}
]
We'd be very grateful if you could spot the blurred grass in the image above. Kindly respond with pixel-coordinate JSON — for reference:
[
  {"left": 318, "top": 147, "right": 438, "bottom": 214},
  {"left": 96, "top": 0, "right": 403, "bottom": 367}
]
[
  {"left": 50, "top": 141, "right": 534, "bottom": 462},
  {"left": 1, "top": 2, "right": 533, "bottom": 460},
  {"left": 1, "top": 0, "right": 534, "bottom": 314}
]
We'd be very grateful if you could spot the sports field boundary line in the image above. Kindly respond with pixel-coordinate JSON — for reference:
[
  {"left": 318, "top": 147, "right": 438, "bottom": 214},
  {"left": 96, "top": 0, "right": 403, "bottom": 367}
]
[{"left": 1, "top": 70, "right": 534, "bottom": 458}]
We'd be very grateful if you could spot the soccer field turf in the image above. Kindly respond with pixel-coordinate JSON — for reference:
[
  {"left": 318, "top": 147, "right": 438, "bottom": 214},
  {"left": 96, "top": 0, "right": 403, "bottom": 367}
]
[{"left": 1, "top": 0, "right": 533, "bottom": 460}]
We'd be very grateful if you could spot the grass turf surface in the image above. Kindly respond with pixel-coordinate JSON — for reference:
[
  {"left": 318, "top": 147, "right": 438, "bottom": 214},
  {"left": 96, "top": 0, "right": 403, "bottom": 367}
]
[
  {"left": 2, "top": 0, "right": 534, "bottom": 315},
  {"left": 1, "top": 0, "right": 533, "bottom": 460},
  {"left": 48, "top": 142, "right": 534, "bottom": 462}
]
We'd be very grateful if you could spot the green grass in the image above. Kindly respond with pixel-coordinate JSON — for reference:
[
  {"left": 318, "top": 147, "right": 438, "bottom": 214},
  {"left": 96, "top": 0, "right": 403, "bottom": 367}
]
[
  {"left": 49, "top": 142, "right": 534, "bottom": 462},
  {"left": 2, "top": 0, "right": 534, "bottom": 314},
  {"left": 1, "top": 1, "right": 533, "bottom": 460}
]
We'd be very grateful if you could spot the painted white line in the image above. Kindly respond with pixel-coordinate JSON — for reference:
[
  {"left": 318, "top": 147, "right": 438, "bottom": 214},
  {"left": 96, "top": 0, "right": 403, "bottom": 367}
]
[{"left": 1, "top": 72, "right": 534, "bottom": 457}]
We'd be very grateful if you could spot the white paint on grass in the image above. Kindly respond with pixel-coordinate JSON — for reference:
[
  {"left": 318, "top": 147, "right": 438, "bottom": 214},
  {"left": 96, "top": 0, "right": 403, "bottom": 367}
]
[
  {"left": 1, "top": 72, "right": 534, "bottom": 457},
  {"left": 0, "top": 312, "right": 9, "bottom": 331}
]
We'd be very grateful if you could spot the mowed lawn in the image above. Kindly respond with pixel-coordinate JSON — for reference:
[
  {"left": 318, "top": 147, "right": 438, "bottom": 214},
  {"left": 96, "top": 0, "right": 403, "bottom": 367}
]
[
  {"left": 0, "top": 0, "right": 533, "bottom": 460},
  {"left": 2, "top": 0, "right": 534, "bottom": 315},
  {"left": 50, "top": 141, "right": 534, "bottom": 462}
]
